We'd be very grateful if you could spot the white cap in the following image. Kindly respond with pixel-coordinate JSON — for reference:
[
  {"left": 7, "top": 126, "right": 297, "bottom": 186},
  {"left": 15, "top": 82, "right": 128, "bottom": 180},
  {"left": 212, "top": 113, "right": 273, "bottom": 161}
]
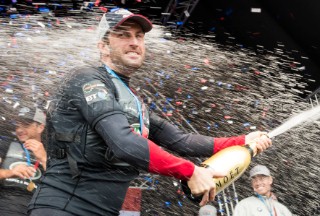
[
  {"left": 18, "top": 107, "right": 46, "bottom": 125},
  {"left": 199, "top": 205, "right": 217, "bottom": 216},
  {"left": 249, "top": 165, "right": 271, "bottom": 178}
]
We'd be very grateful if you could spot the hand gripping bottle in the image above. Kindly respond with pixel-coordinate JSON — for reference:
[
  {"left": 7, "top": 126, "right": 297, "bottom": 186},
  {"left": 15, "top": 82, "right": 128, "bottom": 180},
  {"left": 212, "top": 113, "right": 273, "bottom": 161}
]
[{"left": 181, "top": 141, "right": 258, "bottom": 203}]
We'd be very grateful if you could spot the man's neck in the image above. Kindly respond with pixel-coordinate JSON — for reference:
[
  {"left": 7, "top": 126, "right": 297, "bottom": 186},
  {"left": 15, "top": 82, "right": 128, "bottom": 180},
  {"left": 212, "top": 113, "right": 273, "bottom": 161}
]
[
  {"left": 256, "top": 191, "right": 272, "bottom": 198},
  {"left": 103, "top": 61, "right": 134, "bottom": 78}
]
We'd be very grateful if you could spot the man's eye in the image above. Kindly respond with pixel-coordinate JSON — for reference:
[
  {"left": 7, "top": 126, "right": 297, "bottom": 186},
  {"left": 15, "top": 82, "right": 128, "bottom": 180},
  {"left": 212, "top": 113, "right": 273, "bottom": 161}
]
[
  {"left": 120, "top": 33, "right": 131, "bottom": 38},
  {"left": 137, "top": 34, "right": 144, "bottom": 39}
]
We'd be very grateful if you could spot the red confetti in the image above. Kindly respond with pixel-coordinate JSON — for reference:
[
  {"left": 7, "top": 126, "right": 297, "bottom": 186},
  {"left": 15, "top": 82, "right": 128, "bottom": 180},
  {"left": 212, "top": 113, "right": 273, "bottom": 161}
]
[
  {"left": 235, "top": 85, "right": 248, "bottom": 91},
  {"left": 94, "top": 0, "right": 100, "bottom": 6},
  {"left": 99, "top": 7, "right": 108, "bottom": 12},
  {"left": 290, "top": 62, "right": 296, "bottom": 68},
  {"left": 254, "top": 70, "right": 261, "bottom": 75},
  {"left": 176, "top": 87, "right": 182, "bottom": 94}
]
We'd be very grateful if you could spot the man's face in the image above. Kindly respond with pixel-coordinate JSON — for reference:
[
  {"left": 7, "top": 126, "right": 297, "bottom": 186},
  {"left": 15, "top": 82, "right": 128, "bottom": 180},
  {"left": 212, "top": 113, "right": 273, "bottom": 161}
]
[
  {"left": 107, "top": 21, "right": 146, "bottom": 74},
  {"left": 251, "top": 174, "right": 273, "bottom": 196},
  {"left": 15, "top": 120, "right": 42, "bottom": 143}
]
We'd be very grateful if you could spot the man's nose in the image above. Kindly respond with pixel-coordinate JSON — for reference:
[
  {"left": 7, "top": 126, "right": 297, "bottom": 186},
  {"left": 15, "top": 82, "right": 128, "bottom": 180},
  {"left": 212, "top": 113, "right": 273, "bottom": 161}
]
[{"left": 129, "top": 36, "right": 139, "bottom": 46}]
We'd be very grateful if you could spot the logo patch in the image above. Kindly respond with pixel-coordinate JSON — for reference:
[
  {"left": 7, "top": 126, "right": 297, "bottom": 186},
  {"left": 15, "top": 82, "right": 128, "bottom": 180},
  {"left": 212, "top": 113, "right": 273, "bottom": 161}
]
[
  {"left": 82, "top": 81, "right": 106, "bottom": 93},
  {"left": 82, "top": 80, "right": 110, "bottom": 105}
]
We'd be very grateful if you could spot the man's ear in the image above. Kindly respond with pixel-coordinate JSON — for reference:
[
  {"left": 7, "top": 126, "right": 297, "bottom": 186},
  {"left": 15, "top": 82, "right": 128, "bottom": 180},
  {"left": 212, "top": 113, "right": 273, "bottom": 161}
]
[
  {"left": 37, "top": 124, "right": 45, "bottom": 134},
  {"left": 269, "top": 176, "right": 273, "bottom": 185},
  {"left": 98, "top": 41, "right": 110, "bottom": 56}
]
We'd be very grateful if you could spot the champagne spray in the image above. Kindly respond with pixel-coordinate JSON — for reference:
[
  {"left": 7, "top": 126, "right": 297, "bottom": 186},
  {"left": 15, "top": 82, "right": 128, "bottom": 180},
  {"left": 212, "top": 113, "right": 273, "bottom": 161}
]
[{"left": 182, "top": 105, "right": 320, "bottom": 203}]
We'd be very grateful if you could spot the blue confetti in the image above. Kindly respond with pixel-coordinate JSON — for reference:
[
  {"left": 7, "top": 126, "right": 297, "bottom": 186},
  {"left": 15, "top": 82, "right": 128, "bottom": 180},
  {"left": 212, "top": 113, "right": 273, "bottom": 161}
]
[
  {"left": 225, "top": 8, "right": 233, "bottom": 16},
  {"left": 110, "top": 7, "right": 120, "bottom": 12},
  {"left": 38, "top": 7, "right": 50, "bottom": 13},
  {"left": 144, "top": 78, "right": 151, "bottom": 83},
  {"left": 209, "top": 27, "right": 216, "bottom": 32},
  {"left": 10, "top": 14, "right": 18, "bottom": 19},
  {"left": 150, "top": 102, "right": 156, "bottom": 110},
  {"left": 23, "top": 24, "right": 32, "bottom": 29}
]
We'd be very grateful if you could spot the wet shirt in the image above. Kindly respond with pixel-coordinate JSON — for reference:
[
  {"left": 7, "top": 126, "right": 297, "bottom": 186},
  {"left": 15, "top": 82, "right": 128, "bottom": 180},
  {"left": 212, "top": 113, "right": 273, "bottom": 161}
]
[
  {"left": 233, "top": 195, "right": 293, "bottom": 216},
  {"left": 29, "top": 66, "right": 245, "bottom": 216}
]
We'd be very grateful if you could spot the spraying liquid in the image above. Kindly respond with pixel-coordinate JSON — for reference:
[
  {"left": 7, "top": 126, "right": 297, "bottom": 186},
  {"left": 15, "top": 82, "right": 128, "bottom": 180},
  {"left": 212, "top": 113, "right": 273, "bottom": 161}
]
[
  {"left": 182, "top": 105, "right": 320, "bottom": 204},
  {"left": 268, "top": 105, "right": 320, "bottom": 138}
]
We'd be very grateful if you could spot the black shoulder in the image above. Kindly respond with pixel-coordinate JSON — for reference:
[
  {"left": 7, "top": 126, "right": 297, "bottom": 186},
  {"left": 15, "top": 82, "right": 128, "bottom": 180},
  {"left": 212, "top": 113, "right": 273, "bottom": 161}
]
[
  {"left": 71, "top": 66, "right": 104, "bottom": 78},
  {"left": 63, "top": 66, "right": 111, "bottom": 86}
]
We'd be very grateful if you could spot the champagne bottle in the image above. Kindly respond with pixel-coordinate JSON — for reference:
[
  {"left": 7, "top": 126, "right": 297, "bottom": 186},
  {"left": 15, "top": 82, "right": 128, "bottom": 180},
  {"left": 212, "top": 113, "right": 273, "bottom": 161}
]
[{"left": 181, "top": 142, "right": 258, "bottom": 203}]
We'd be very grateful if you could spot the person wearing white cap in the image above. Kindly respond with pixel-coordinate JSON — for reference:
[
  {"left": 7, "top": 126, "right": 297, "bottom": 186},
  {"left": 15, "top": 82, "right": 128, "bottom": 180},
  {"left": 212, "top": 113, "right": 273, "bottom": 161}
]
[
  {"left": 28, "top": 8, "right": 272, "bottom": 216},
  {"left": 0, "top": 106, "right": 46, "bottom": 216},
  {"left": 233, "top": 165, "right": 292, "bottom": 216}
]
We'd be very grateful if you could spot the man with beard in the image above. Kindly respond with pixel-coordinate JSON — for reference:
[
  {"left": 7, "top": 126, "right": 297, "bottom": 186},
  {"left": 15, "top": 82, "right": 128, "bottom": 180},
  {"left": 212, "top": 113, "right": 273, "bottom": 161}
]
[{"left": 28, "top": 8, "right": 272, "bottom": 216}]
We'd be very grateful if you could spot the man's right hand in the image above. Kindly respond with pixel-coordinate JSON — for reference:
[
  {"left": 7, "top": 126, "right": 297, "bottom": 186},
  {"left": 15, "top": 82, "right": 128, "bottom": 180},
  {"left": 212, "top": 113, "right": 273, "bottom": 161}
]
[
  {"left": 11, "top": 164, "right": 36, "bottom": 179},
  {"left": 187, "top": 165, "right": 226, "bottom": 206}
]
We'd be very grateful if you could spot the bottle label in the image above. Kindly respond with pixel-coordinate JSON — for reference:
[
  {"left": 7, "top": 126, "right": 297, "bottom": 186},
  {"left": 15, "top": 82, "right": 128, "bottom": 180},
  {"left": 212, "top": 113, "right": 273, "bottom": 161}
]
[{"left": 214, "top": 166, "right": 241, "bottom": 191}]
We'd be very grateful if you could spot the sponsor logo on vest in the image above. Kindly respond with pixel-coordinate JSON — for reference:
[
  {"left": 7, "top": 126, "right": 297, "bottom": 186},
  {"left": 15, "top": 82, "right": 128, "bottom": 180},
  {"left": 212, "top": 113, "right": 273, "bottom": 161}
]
[
  {"left": 82, "top": 81, "right": 106, "bottom": 93},
  {"left": 86, "top": 93, "right": 98, "bottom": 102}
]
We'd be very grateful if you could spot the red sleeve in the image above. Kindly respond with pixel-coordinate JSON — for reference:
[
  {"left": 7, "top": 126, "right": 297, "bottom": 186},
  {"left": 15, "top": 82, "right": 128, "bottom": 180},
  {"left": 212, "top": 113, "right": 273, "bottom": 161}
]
[
  {"left": 213, "top": 135, "right": 245, "bottom": 154},
  {"left": 148, "top": 140, "right": 195, "bottom": 181}
]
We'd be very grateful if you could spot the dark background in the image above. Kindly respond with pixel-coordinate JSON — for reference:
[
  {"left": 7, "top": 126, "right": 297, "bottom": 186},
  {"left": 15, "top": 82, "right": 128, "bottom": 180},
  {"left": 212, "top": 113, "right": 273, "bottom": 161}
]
[
  {"left": 143, "top": 0, "right": 320, "bottom": 96},
  {"left": 186, "top": 0, "right": 320, "bottom": 96}
]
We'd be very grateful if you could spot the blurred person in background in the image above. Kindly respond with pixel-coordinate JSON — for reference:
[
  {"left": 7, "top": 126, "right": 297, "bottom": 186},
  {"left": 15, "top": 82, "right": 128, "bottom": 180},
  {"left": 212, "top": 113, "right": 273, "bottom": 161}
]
[
  {"left": 199, "top": 204, "right": 217, "bottom": 216},
  {"left": 233, "top": 165, "right": 292, "bottom": 216},
  {"left": 0, "top": 106, "right": 46, "bottom": 216}
]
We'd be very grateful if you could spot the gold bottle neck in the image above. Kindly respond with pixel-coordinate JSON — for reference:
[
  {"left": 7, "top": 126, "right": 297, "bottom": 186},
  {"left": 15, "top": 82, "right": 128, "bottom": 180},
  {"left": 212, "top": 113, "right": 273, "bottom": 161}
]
[{"left": 245, "top": 142, "right": 257, "bottom": 157}]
